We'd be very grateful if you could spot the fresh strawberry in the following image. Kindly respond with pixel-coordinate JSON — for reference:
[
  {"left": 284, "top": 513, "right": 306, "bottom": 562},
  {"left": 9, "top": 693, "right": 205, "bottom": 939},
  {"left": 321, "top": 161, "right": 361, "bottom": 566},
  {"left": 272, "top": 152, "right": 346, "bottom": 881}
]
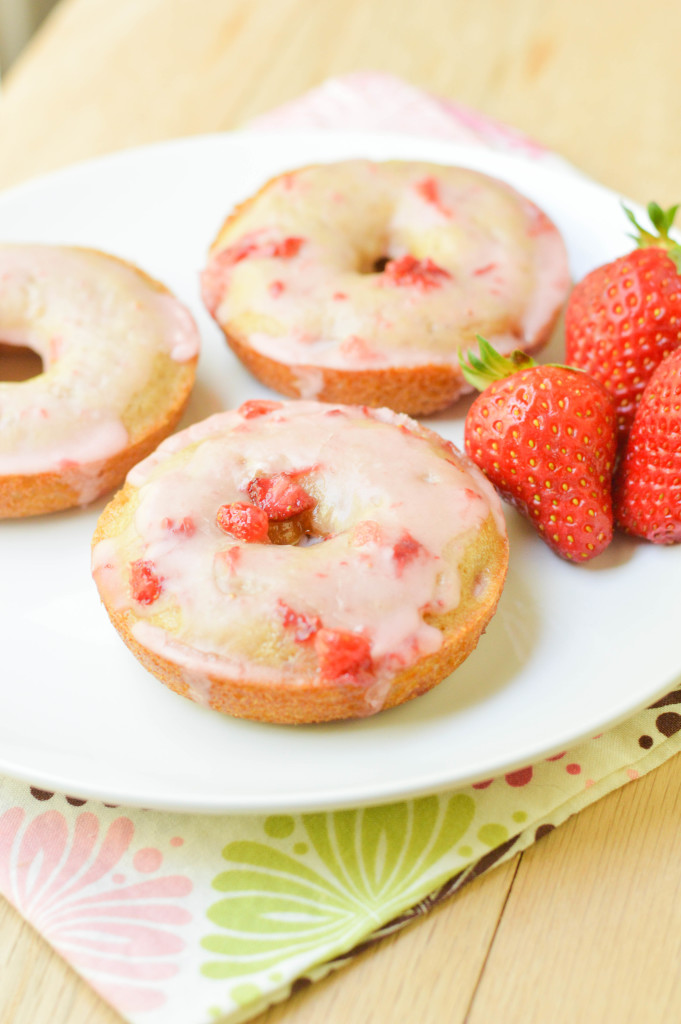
[
  {"left": 565, "top": 202, "right": 681, "bottom": 437},
  {"left": 130, "top": 559, "right": 163, "bottom": 604},
  {"left": 613, "top": 347, "right": 681, "bottom": 543},
  {"left": 216, "top": 502, "right": 269, "bottom": 542},
  {"left": 314, "top": 629, "right": 372, "bottom": 680},
  {"left": 461, "top": 338, "right": 618, "bottom": 562},
  {"left": 247, "top": 472, "right": 316, "bottom": 521}
]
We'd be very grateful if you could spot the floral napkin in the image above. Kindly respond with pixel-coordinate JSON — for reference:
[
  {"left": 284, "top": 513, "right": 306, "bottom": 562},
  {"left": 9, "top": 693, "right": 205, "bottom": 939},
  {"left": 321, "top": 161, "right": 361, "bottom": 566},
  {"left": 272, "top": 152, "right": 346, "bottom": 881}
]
[{"left": 2, "top": 72, "right": 681, "bottom": 1024}]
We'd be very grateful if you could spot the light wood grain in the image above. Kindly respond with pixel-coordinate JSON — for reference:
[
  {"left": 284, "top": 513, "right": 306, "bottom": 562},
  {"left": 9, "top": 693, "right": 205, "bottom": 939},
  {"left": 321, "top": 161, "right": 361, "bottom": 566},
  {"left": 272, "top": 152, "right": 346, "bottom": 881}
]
[
  {"left": 260, "top": 858, "right": 520, "bottom": 1024},
  {"left": 2, "top": 0, "right": 681, "bottom": 1022},
  {"left": 1, "top": 0, "right": 680, "bottom": 204},
  {"left": 468, "top": 757, "right": 681, "bottom": 1024},
  {"left": 0, "top": 896, "right": 123, "bottom": 1023}
]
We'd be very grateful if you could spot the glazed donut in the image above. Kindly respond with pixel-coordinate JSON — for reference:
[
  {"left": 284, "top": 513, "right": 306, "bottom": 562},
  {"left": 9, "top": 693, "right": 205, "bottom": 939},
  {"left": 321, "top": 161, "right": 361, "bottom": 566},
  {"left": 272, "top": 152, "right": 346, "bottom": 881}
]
[
  {"left": 91, "top": 399, "right": 509, "bottom": 724},
  {"left": 201, "top": 160, "right": 570, "bottom": 416},
  {"left": 0, "top": 244, "right": 200, "bottom": 518}
]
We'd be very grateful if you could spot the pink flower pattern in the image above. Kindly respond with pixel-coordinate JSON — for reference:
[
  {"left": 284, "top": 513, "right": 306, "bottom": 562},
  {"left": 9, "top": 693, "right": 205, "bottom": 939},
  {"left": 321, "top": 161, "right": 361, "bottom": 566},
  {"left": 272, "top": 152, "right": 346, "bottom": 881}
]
[{"left": 0, "top": 806, "right": 192, "bottom": 1013}]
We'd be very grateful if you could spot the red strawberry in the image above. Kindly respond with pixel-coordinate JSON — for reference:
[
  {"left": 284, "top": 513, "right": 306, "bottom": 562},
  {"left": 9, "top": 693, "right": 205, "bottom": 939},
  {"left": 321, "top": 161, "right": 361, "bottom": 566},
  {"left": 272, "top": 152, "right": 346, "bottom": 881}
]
[
  {"left": 237, "top": 399, "right": 283, "bottom": 419},
  {"left": 201, "top": 235, "right": 304, "bottom": 315},
  {"left": 130, "top": 559, "right": 163, "bottom": 604},
  {"left": 247, "top": 472, "right": 316, "bottom": 521},
  {"left": 565, "top": 202, "right": 681, "bottom": 437},
  {"left": 162, "top": 516, "right": 196, "bottom": 537},
  {"left": 216, "top": 502, "right": 269, "bottom": 542},
  {"left": 613, "top": 347, "right": 681, "bottom": 543},
  {"left": 392, "top": 530, "right": 425, "bottom": 574},
  {"left": 382, "top": 255, "right": 451, "bottom": 291},
  {"left": 314, "top": 629, "right": 372, "bottom": 680},
  {"left": 276, "top": 601, "right": 321, "bottom": 642},
  {"left": 461, "top": 338, "right": 617, "bottom": 562}
]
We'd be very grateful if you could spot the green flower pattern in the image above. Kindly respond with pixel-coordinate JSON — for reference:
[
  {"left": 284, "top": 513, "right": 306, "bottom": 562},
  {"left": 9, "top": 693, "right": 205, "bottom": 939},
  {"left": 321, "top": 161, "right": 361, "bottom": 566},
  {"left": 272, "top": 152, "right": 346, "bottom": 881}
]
[
  {"left": 196, "top": 685, "right": 681, "bottom": 1022},
  {"left": 201, "top": 795, "right": 477, "bottom": 980}
]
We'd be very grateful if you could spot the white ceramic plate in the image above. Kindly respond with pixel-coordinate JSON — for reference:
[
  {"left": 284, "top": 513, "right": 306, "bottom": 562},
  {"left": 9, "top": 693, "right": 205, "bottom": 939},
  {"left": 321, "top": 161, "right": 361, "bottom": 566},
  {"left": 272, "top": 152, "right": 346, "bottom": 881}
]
[{"left": 1, "top": 131, "right": 679, "bottom": 814}]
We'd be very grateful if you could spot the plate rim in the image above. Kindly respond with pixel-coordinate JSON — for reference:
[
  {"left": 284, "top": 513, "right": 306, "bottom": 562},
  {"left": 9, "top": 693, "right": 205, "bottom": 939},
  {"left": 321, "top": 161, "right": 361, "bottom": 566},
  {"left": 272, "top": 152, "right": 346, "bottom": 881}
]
[{"left": 0, "top": 128, "right": 676, "bottom": 815}]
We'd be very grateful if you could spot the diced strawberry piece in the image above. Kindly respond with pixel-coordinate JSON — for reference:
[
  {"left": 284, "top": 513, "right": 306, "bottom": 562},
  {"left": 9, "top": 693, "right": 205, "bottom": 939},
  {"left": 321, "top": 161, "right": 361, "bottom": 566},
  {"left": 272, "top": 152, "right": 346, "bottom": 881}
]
[
  {"left": 382, "top": 254, "right": 451, "bottom": 291},
  {"left": 268, "top": 279, "right": 285, "bottom": 297},
  {"left": 238, "top": 399, "right": 283, "bottom": 419},
  {"left": 216, "top": 502, "right": 269, "bottom": 542},
  {"left": 339, "top": 335, "right": 378, "bottom": 361},
  {"left": 248, "top": 472, "right": 316, "bottom": 520},
  {"left": 392, "top": 530, "right": 424, "bottom": 572},
  {"left": 414, "top": 176, "right": 452, "bottom": 217},
  {"left": 276, "top": 600, "right": 321, "bottom": 642},
  {"left": 314, "top": 629, "right": 372, "bottom": 680},
  {"left": 220, "top": 546, "right": 242, "bottom": 573},
  {"left": 270, "top": 237, "right": 304, "bottom": 258},
  {"left": 217, "top": 234, "right": 304, "bottom": 267},
  {"left": 161, "top": 516, "right": 196, "bottom": 537},
  {"left": 130, "top": 559, "right": 163, "bottom": 605},
  {"left": 201, "top": 235, "right": 305, "bottom": 315}
]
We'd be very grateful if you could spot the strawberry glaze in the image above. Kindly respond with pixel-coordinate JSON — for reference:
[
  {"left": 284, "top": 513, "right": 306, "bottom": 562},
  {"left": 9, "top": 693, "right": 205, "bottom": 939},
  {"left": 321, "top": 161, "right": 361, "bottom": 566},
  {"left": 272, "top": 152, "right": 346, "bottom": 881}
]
[
  {"left": 0, "top": 245, "right": 200, "bottom": 495},
  {"left": 92, "top": 401, "right": 506, "bottom": 713},
  {"left": 201, "top": 160, "right": 569, "bottom": 375}
]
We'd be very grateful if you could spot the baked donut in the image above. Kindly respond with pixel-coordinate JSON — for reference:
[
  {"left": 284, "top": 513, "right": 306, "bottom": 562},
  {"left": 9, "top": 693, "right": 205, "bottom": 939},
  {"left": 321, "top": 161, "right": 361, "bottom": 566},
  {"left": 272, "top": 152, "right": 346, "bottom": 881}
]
[
  {"left": 91, "top": 399, "right": 509, "bottom": 724},
  {"left": 201, "top": 160, "right": 570, "bottom": 416},
  {"left": 0, "top": 244, "right": 200, "bottom": 517}
]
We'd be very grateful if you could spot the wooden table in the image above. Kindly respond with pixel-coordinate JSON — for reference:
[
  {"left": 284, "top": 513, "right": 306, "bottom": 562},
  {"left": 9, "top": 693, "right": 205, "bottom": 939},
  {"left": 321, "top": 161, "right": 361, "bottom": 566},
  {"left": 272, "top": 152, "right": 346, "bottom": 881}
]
[{"left": 1, "top": 1, "right": 681, "bottom": 1021}]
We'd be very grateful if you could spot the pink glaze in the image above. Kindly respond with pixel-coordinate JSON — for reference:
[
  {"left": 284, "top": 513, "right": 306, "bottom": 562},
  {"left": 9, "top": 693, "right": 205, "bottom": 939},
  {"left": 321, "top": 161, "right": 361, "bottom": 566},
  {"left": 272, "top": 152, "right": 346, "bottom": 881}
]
[
  {"left": 92, "top": 401, "right": 506, "bottom": 714},
  {"left": 0, "top": 245, "right": 199, "bottom": 491},
  {"left": 202, "top": 161, "right": 569, "bottom": 376}
]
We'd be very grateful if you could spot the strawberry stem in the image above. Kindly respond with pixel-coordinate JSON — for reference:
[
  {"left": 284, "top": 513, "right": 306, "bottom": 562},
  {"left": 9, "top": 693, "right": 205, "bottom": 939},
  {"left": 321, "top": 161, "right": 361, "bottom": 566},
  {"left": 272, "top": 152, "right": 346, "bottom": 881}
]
[
  {"left": 624, "top": 201, "right": 681, "bottom": 272},
  {"left": 459, "top": 336, "right": 536, "bottom": 391}
]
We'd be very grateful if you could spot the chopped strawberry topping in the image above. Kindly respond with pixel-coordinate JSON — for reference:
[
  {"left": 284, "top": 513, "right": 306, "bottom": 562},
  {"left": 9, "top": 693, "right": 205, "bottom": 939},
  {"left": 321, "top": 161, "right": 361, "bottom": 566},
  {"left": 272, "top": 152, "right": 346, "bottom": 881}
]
[
  {"left": 339, "top": 335, "right": 378, "bottom": 361},
  {"left": 414, "top": 176, "right": 452, "bottom": 217},
  {"left": 268, "top": 279, "right": 285, "bottom": 297},
  {"left": 238, "top": 399, "right": 283, "bottom": 419},
  {"left": 216, "top": 502, "right": 269, "bottom": 542},
  {"left": 392, "top": 530, "right": 425, "bottom": 573},
  {"left": 314, "top": 629, "right": 372, "bottom": 680},
  {"left": 271, "top": 237, "right": 304, "bottom": 258},
  {"left": 219, "top": 234, "right": 304, "bottom": 267},
  {"left": 217, "top": 546, "right": 242, "bottom": 573},
  {"left": 277, "top": 600, "right": 321, "bottom": 642},
  {"left": 130, "top": 559, "right": 163, "bottom": 605},
  {"left": 383, "top": 254, "right": 451, "bottom": 291},
  {"left": 161, "top": 516, "right": 196, "bottom": 537},
  {"left": 248, "top": 472, "right": 316, "bottom": 521},
  {"left": 201, "top": 234, "right": 304, "bottom": 315}
]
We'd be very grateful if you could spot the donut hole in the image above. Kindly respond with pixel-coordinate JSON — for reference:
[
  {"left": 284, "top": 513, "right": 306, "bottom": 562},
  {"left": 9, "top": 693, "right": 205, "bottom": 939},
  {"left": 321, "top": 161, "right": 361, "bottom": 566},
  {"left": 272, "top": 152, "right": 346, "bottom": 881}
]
[
  {"left": 267, "top": 509, "right": 327, "bottom": 547},
  {"left": 354, "top": 238, "right": 392, "bottom": 276},
  {"left": 371, "top": 255, "right": 390, "bottom": 273},
  {"left": 0, "top": 342, "right": 44, "bottom": 382}
]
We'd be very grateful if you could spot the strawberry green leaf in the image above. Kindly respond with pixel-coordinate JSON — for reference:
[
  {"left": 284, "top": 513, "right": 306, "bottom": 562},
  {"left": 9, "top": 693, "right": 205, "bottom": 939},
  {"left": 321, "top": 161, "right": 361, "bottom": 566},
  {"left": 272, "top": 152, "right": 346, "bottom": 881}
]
[
  {"left": 459, "top": 336, "right": 536, "bottom": 391},
  {"left": 623, "top": 201, "right": 681, "bottom": 265}
]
